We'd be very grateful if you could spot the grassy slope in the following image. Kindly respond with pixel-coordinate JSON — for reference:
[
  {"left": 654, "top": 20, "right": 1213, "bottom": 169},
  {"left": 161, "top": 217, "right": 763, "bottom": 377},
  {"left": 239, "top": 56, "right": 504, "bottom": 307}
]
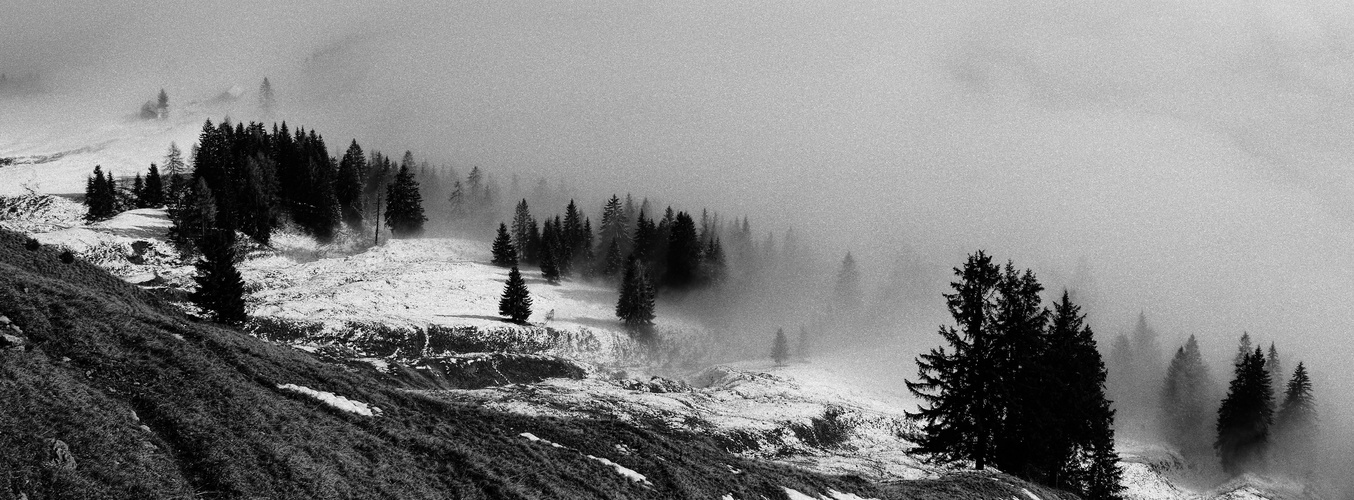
[{"left": 0, "top": 228, "right": 1077, "bottom": 500}]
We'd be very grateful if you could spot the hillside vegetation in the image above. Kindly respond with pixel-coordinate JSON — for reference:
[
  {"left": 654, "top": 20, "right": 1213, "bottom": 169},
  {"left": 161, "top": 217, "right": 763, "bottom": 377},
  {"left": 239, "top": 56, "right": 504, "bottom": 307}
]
[{"left": 0, "top": 227, "right": 1078, "bottom": 500}]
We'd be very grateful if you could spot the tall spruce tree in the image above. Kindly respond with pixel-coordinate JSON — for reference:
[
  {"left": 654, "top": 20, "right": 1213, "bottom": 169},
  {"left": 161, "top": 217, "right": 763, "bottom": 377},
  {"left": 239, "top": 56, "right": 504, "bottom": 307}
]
[
  {"left": 336, "top": 140, "right": 367, "bottom": 229},
  {"left": 498, "top": 266, "right": 532, "bottom": 323},
  {"left": 1159, "top": 335, "right": 1215, "bottom": 460},
  {"left": 833, "top": 252, "right": 863, "bottom": 314},
  {"left": 1042, "top": 292, "right": 1123, "bottom": 499},
  {"left": 615, "top": 257, "right": 656, "bottom": 326},
  {"left": 491, "top": 223, "right": 518, "bottom": 267},
  {"left": 1215, "top": 347, "right": 1275, "bottom": 475},
  {"left": 511, "top": 199, "right": 533, "bottom": 258},
  {"left": 906, "top": 251, "right": 1003, "bottom": 469},
  {"left": 142, "top": 163, "right": 164, "bottom": 207},
  {"left": 991, "top": 263, "right": 1050, "bottom": 477},
  {"left": 163, "top": 142, "right": 187, "bottom": 202},
  {"left": 190, "top": 232, "right": 247, "bottom": 326},
  {"left": 665, "top": 211, "right": 701, "bottom": 288},
  {"left": 384, "top": 162, "right": 426, "bottom": 238},
  {"left": 771, "top": 328, "right": 790, "bottom": 366},
  {"left": 539, "top": 230, "right": 561, "bottom": 284},
  {"left": 1274, "top": 362, "right": 1316, "bottom": 474}
]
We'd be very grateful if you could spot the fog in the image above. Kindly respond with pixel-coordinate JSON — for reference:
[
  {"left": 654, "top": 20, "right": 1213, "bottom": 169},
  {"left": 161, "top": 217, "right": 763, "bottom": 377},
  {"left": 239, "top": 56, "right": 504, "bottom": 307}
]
[{"left": 6, "top": 0, "right": 1354, "bottom": 474}]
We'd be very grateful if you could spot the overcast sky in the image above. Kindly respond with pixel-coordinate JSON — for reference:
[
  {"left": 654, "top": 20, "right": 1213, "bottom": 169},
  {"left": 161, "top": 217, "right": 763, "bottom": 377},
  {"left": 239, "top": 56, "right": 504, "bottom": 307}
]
[{"left": 7, "top": 0, "right": 1354, "bottom": 416}]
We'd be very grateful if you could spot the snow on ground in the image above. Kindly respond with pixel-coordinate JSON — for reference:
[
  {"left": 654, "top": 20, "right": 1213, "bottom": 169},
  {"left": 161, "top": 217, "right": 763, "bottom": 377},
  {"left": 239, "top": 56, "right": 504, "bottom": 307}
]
[
  {"left": 444, "top": 361, "right": 937, "bottom": 481},
  {"left": 783, "top": 487, "right": 880, "bottom": 500},
  {"left": 277, "top": 383, "right": 380, "bottom": 417},
  {"left": 0, "top": 90, "right": 255, "bottom": 197},
  {"left": 518, "top": 431, "right": 652, "bottom": 486},
  {"left": 19, "top": 206, "right": 190, "bottom": 282}
]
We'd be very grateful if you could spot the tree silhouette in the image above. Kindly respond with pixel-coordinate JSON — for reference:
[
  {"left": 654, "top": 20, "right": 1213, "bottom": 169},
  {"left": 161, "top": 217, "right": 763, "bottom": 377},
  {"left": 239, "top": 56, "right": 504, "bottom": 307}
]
[
  {"left": 190, "top": 232, "right": 247, "bottom": 326},
  {"left": 384, "top": 161, "right": 426, "bottom": 238},
  {"left": 1215, "top": 347, "right": 1274, "bottom": 475},
  {"left": 615, "top": 257, "right": 655, "bottom": 326},
  {"left": 498, "top": 266, "right": 532, "bottom": 323},
  {"left": 771, "top": 328, "right": 790, "bottom": 365},
  {"left": 491, "top": 223, "right": 518, "bottom": 267}
]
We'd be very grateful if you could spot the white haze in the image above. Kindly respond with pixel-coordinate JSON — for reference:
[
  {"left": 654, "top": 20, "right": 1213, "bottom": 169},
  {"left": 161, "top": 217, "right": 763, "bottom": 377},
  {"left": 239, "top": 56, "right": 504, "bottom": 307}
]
[{"left": 6, "top": 0, "right": 1354, "bottom": 465}]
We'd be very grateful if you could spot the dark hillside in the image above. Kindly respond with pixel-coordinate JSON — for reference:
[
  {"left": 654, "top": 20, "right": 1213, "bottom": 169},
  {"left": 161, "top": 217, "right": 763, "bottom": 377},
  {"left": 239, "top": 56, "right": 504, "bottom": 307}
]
[{"left": 0, "top": 228, "right": 1077, "bottom": 500}]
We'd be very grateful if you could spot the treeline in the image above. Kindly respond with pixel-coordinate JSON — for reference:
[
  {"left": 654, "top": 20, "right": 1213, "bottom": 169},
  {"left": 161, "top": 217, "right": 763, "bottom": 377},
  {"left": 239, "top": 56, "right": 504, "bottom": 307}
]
[
  {"left": 906, "top": 251, "right": 1122, "bottom": 499},
  {"left": 1144, "top": 330, "right": 1319, "bottom": 477}
]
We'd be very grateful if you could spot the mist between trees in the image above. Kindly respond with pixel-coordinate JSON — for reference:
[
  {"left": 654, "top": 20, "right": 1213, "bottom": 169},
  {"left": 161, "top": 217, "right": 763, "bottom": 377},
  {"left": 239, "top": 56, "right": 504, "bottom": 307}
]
[{"left": 81, "top": 96, "right": 1351, "bottom": 495}]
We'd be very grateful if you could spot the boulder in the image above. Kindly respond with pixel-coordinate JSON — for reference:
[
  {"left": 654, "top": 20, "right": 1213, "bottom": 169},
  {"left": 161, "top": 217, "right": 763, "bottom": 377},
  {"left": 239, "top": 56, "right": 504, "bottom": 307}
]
[
  {"left": 1, "top": 333, "right": 25, "bottom": 349},
  {"left": 43, "top": 438, "right": 76, "bottom": 471}
]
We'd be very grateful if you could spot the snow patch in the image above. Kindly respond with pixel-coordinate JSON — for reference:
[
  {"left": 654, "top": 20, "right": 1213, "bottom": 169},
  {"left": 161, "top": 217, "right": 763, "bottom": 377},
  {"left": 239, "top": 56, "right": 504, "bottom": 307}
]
[
  {"left": 518, "top": 432, "right": 650, "bottom": 486},
  {"left": 586, "top": 454, "right": 652, "bottom": 485},
  {"left": 277, "top": 384, "right": 380, "bottom": 416},
  {"left": 782, "top": 487, "right": 878, "bottom": 500},
  {"left": 1021, "top": 487, "right": 1041, "bottom": 500},
  {"left": 783, "top": 488, "right": 818, "bottom": 500}
]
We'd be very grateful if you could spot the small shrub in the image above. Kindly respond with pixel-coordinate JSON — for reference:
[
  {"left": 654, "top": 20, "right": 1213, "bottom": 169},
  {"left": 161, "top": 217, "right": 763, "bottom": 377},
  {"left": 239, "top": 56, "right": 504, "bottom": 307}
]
[
  {"left": 59, "top": 250, "right": 75, "bottom": 264},
  {"left": 24, "top": 238, "right": 40, "bottom": 251},
  {"left": 789, "top": 405, "right": 853, "bottom": 449}
]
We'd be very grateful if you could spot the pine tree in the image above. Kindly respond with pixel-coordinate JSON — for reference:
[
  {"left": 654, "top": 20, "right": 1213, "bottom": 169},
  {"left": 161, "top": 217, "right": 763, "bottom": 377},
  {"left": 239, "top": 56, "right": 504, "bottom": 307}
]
[
  {"left": 511, "top": 199, "right": 533, "bottom": 260},
  {"left": 834, "top": 252, "right": 863, "bottom": 314},
  {"left": 540, "top": 233, "right": 561, "bottom": 284},
  {"left": 615, "top": 257, "right": 656, "bottom": 326},
  {"left": 491, "top": 223, "right": 518, "bottom": 267},
  {"left": 906, "top": 251, "right": 1003, "bottom": 469},
  {"left": 132, "top": 173, "right": 145, "bottom": 208},
  {"left": 384, "top": 161, "right": 426, "bottom": 238},
  {"left": 771, "top": 328, "right": 790, "bottom": 366},
  {"left": 156, "top": 88, "right": 169, "bottom": 119},
  {"left": 498, "top": 266, "right": 532, "bottom": 323},
  {"left": 84, "top": 165, "right": 117, "bottom": 221},
  {"left": 336, "top": 140, "right": 367, "bottom": 229},
  {"left": 1274, "top": 362, "right": 1317, "bottom": 475},
  {"left": 1215, "top": 347, "right": 1275, "bottom": 475},
  {"left": 1042, "top": 292, "right": 1123, "bottom": 499},
  {"left": 1266, "top": 343, "right": 1282, "bottom": 402},
  {"left": 1160, "top": 335, "right": 1215, "bottom": 460},
  {"left": 602, "top": 238, "right": 624, "bottom": 278},
  {"left": 258, "top": 77, "right": 275, "bottom": 114},
  {"left": 163, "top": 142, "right": 187, "bottom": 202},
  {"left": 190, "top": 232, "right": 247, "bottom": 326},
  {"left": 991, "top": 263, "right": 1050, "bottom": 477},
  {"left": 142, "top": 163, "right": 164, "bottom": 207},
  {"left": 665, "top": 211, "right": 701, "bottom": 288}
]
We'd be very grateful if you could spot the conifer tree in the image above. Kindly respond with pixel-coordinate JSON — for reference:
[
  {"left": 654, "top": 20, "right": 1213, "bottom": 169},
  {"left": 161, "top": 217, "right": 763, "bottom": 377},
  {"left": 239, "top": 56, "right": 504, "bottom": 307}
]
[
  {"left": 616, "top": 257, "right": 656, "bottom": 326},
  {"left": 84, "top": 165, "right": 117, "bottom": 221},
  {"left": 190, "top": 232, "right": 247, "bottom": 326},
  {"left": 1274, "top": 362, "right": 1316, "bottom": 474},
  {"left": 156, "top": 88, "right": 169, "bottom": 118},
  {"left": 258, "top": 77, "right": 275, "bottom": 114},
  {"left": 834, "top": 252, "right": 863, "bottom": 314},
  {"left": 906, "top": 251, "right": 1003, "bottom": 469},
  {"left": 498, "top": 266, "right": 532, "bottom": 323},
  {"left": 163, "top": 142, "right": 188, "bottom": 202},
  {"left": 540, "top": 231, "right": 561, "bottom": 284},
  {"left": 1042, "top": 292, "right": 1123, "bottom": 499},
  {"left": 1266, "top": 343, "right": 1282, "bottom": 401},
  {"left": 384, "top": 161, "right": 426, "bottom": 238},
  {"left": 1159, "top": 335, "right": 1215, "bottom": 460},
  {"left": 1215, "top": 347, "right": 1275, "bottom": 475},
  {"left": 511, "top": 199, "right": 533, "bottom": 260},
  {"left": 991, "top": 263, "right": 1050, "bottom": 476},
  {"left": 771, "top": 328, "right": 790, "bottom": 366},
  {"left": 602, "top": 238, "right": 624, "bottom": 278},
  {"left": 665, "top": 211, "right": 702, "bottom": 288},
  {"left": 599, "top": 195, "right": 627, "bottom": 256},
  {"left": 132, "top": 173, "right": 145, "bottom": 207},
  {"left": 142, "top": 163, "right": 164, "bottom": 207},
  {"left": 336, "top": 140, "right": 367, "bottom": 229},
  {"left": 491, "top": 223, "right": 518, "bottom": 267}
]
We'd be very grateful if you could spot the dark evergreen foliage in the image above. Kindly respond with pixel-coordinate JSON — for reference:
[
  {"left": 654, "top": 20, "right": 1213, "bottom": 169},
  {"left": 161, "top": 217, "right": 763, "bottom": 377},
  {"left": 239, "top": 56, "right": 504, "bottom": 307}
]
[
  {"left": 665, "top": 211, "right": 702, "bottom": 288},
  {"left": 498, "top": 266, "right": 532, "bottom": 323},
  {"left": 141, "top": 163, "right": 164, "bottom": 207},
  {"left": 539, "top": 225, "right": 561, "bottom": 284},
  {"left": 833, "top": 252, "right": 862, "bottom": 314},
  {"left": 190, "top": 232, "right": 248, "bottom": 326},
  {"left": 511, "top": 199, "right": 533, "bottom": 260},
  {"left": 615, "top": 257, "right": 656, "bottom": 326},
  {"left": 491, "top": 223, "right": 518, "bottom": 267},
  {"left": 908, "top": 253, "right": 1122, "bottom": 498},
  {"left": 83, "top": 165, "right": 117, "bottom": 221},
  {"left": 384, "top": 161, "right": 426, "bottom": 238},
  {"left": 1274, "top": 362, "right": 1317, "bottom": 474},
  {"left": 1215, "top": 346, "right": 1275, "bottom": 475},
  {"left": 336, "top": 140, "right": 367, "bottom": 229}
]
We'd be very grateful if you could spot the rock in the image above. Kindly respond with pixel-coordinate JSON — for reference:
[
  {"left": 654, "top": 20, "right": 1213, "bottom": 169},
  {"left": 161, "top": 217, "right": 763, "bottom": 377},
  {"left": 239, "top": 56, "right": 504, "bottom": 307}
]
[
  {"left": 0, "top": 333, "right": 25, "bottom": 349},
  {"left": 0, "top": 315, "right": 11, "bottom": 325},
  {"left": 138, "top": 425, "right": 151, "bottom": 433},
  {"left": 43, "top": 438, "right": 76, "bottom": 471}
]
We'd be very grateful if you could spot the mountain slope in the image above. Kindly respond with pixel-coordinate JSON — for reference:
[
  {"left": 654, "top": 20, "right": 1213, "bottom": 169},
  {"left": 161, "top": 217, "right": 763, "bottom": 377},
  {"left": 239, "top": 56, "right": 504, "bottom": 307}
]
[{"left": 0, "top": 228, "right": 1086, "bottom": 500}]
